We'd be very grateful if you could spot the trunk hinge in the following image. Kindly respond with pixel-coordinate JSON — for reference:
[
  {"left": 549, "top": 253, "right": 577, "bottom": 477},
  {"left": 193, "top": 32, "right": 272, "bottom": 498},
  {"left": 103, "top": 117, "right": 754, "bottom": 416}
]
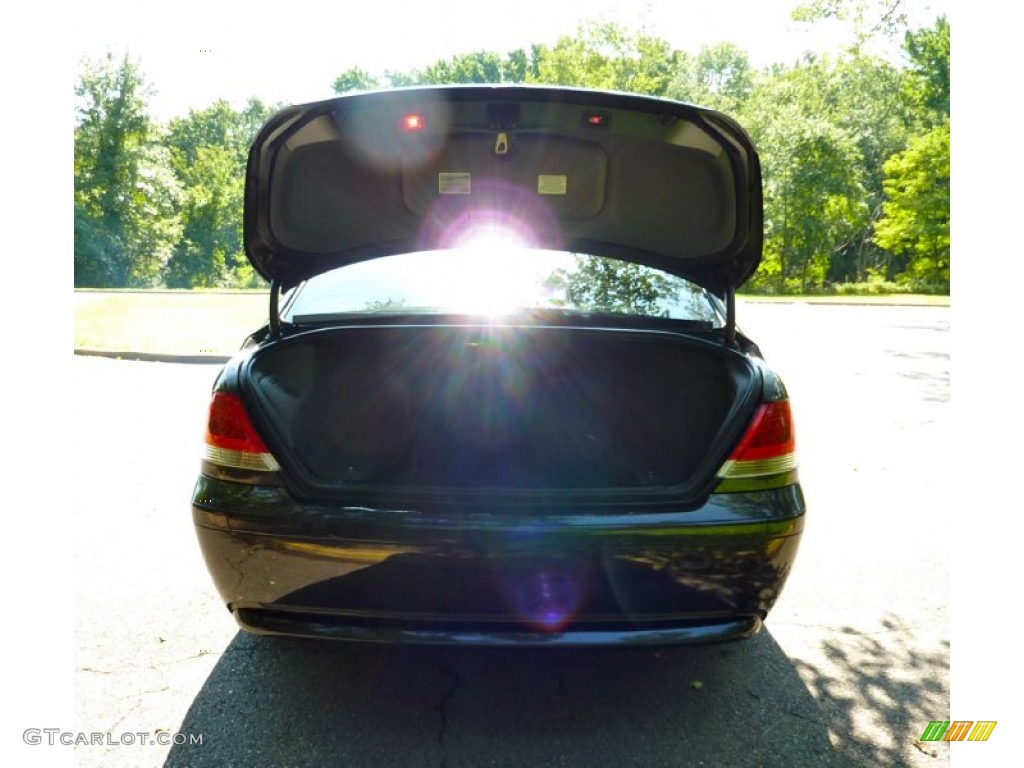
[
  {"left": 268, "top": 279, "right": 282, "bottom": 338},
  {"left": 723, "top": 285, "right": 736, "bottom": 347}
]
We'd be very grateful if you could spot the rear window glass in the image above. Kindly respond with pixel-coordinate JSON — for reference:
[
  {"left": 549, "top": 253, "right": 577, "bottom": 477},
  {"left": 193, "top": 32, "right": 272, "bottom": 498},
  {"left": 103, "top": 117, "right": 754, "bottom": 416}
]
[{"left": 283, "top": 250, "right": 723, "bottom": 325}]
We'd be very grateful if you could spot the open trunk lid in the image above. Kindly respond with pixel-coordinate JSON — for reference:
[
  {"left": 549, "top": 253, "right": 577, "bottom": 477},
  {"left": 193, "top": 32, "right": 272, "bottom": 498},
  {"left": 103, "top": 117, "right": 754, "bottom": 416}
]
[{"left": 244, "top": 86, "right": 763, "bottom": 298}]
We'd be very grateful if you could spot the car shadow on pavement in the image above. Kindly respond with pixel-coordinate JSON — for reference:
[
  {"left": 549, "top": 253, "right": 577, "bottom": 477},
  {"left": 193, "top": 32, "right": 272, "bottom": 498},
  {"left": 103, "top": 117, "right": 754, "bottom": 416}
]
[{"left": 166, "top": 629, "right": 851, "bottom": 768}]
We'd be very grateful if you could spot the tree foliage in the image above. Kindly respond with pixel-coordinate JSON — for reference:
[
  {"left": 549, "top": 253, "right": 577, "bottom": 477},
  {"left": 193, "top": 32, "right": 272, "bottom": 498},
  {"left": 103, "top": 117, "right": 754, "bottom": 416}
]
[
  {"left": 902, "top": 16, "right": 949, "bottom": 125},
  {"left": 74, "top": 14, "right": 951, "bottom": 294},
  {"left": 162, "top": 98, "right": 276, "bottom": 287},
  {"left": 873, "top": 121, "right": 949, "bottom": 290},
  {"left": 554, "top": 257, "right": 682, "bottom": 317},
  {"left": 751, "top": 106, "right": 871, "bottom": 292},
  {"left": 423, "top": 51, "right": 508, "bottom": 84},
  {"left": 163, "top": 143, "right": 242, "bottom": 287},
  {"left": 74, "top": 53, "right": 181, "bottom": 286},
  {"left": 667, "top": 43, "right": 753, "bottom": 114},
  {"left": 791, "top": 0, "right": 909, "bottom": 41},
  {"left": 736, "top": 52, "right": 911, "bottom": 291},
  {"left": 530, "top": 22, "right": 680, "bottom": 95},
  {"left": 332, "top": 67, "right": 380, "bottom": 94}
]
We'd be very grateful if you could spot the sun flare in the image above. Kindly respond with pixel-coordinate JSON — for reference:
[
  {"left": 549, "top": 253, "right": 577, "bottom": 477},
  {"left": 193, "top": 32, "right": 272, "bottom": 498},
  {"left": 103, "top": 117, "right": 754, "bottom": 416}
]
[{"left": 430, "top": 224, "right": 548, "bottom": 315}]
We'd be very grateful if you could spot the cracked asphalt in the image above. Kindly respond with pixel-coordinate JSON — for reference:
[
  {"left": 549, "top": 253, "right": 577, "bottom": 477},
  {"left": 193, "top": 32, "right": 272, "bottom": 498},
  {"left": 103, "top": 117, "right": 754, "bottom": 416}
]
[{"left": 70, "top": 303, "right": 949, "bottom": 767}]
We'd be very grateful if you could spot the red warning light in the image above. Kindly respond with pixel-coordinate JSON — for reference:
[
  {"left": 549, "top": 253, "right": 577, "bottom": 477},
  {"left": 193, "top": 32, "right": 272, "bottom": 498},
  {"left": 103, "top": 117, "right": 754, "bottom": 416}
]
[
  {"left": 400, "top": 113, "right": 425, "bottom": 132},
  {"left": 582, "top": 112, "right": 610, "bottom": 128}
]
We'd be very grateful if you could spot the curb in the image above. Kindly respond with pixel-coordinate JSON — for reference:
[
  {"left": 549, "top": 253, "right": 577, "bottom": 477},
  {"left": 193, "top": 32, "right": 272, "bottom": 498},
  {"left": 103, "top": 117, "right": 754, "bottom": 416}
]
[
  {"left": 74, "top": 349, "right": 230, "bottom": 364},
  {"left": 737, "top": 297, "right": 949, "bottom": 307}
]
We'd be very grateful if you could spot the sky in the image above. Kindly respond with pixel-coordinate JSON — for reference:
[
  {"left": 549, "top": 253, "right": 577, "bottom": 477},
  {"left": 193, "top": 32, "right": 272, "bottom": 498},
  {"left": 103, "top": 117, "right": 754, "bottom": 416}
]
[{"left": 72, "top": 0, "right": 949, "bottom": 122}]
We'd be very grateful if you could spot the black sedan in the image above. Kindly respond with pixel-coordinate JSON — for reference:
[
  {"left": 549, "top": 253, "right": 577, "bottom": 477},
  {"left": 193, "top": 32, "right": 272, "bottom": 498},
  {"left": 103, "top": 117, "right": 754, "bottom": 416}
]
[{"left": 193, "top": 85, "right": 805, "bottom": 645}]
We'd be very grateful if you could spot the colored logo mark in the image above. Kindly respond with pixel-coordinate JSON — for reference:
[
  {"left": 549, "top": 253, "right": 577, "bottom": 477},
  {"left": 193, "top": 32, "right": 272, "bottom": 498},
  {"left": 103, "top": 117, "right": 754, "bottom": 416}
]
[{"left": 920, "top": 721, "right": 997, "bottom": 742}]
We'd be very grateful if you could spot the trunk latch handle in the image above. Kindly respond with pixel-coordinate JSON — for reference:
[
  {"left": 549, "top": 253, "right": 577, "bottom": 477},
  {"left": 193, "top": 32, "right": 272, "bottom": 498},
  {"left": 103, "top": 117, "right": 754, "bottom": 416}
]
[{"left": 494, "top": 132, "right": 509, "bottom": 155}]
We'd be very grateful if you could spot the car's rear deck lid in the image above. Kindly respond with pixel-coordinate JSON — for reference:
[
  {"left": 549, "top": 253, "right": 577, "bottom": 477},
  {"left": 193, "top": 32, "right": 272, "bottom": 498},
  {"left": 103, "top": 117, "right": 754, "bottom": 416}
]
[{"left": 244, "top": 86, "right": 763, "bottom": 297}]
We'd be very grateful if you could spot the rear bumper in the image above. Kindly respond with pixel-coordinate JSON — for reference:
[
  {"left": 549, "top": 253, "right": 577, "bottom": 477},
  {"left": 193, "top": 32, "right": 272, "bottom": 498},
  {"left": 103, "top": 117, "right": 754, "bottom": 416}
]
[
  {"left": 235, "top": 608, "right": 762, "bottom": 646},
  {"left": 193, "top": 477, "right": 804, "bottom": 646}
]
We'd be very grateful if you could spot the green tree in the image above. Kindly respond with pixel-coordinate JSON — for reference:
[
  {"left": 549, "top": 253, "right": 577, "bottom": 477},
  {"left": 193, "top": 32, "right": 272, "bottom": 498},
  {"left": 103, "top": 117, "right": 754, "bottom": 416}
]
[
  {"left": 163, "top": 145, "right": 242, "bottom": 287},
  {"left": 239, "top": 97, "right": 279, "bottom": 142},
  {"left": 667, "top": 43, "right": 753, "bottom": 114},
  {"left": 739, "top": 57, "right": 872, "bottom": 292},
  {"left": 382, "top": 69, "right": 425, "bottom": 88},
  {"left": 332, "top": 67, "right": 381, "bottom": 94},
  {"left": 902, "top": 16, "right": 949, "bottom": 126},
  {"left": 530, "top": 22, "right": 680, "bottom": 95},
  {"left": 792, "top": 0, "right": 909, "bottom": 42},
  {"left": 334, "top": 22, "right": 679, "bottom": 95},
  {"left": 74, "top": 53, "right": 181, "bottom": 286},
  {"left": 333, "top": 49, "right": 542, "bottom": 93},
  {"left": 781, "top": 4, "right": 949, "bottom": 289},
  {"left": 163, "top": 98, "right": 276, "bottom": 287},
  {"left": 810, "top": 54, "right": 909, "bottom": 283},
  {"left": 74, "top": 200, "right": 124, "bottom": 287},
  {"left": 873, "top": 121, "right": 949, "bottom": 291},
  {"left": 549, "top": 256, "right": 687, "bottom": 316},
  {"left": 757, "top": 114, "right": 869, "bottom": 293},
  {"left": 422, "top": 51, "right": 505, "bottom": 84},
  {"left": 738, "top": 47, "right": 924, "bottom": 289},
  {"left": 505, "top": 47, "right": 543, "bottom": 83}
]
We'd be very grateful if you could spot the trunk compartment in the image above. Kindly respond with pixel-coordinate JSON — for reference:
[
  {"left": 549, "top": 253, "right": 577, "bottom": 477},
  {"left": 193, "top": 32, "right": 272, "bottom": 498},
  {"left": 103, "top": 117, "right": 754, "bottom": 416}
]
[{"left": 244, "top": 325, "right": 759, "bottom": 497}]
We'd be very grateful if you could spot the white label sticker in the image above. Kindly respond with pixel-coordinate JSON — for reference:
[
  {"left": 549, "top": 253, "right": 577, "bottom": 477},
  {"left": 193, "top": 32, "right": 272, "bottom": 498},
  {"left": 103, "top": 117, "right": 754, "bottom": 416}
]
[
  {"left": 439, "top": 172, "right": 471, "bottom": 194},
  {"left": 537, "top": 175, "right": 568, "bottom": 195}
]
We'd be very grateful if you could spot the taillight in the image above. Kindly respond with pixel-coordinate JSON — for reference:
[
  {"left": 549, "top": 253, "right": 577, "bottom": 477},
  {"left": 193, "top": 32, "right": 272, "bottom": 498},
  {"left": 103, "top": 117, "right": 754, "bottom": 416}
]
[
  {"left": 716, "top": 400, "right": 797, "bottom": 485},
  {"left": 203, "top": 392, "right": 280, "bottom": 473}
]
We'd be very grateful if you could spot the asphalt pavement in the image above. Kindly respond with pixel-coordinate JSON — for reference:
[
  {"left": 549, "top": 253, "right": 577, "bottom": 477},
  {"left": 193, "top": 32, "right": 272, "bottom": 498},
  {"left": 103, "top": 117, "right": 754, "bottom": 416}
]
[{"left": 66, "top": 303, "right": 949, "bottom": 767}]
